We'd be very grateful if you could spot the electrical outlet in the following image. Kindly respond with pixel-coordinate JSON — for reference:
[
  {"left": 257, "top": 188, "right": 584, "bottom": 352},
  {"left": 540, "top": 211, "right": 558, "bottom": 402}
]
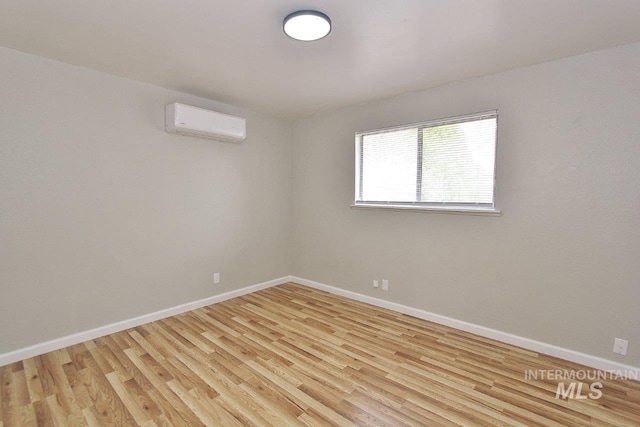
[
  {"left": 213, "top": 273, "right": 220, "bottom": 284},
  {"left": 373, "top": 280, "right": 379, "bottom": 288},
  {"left": 613, "top": 338, "right": 628, "bottom": 355},
  {"left": 382, "top": 279, "right": 389, "bottom": 291}
]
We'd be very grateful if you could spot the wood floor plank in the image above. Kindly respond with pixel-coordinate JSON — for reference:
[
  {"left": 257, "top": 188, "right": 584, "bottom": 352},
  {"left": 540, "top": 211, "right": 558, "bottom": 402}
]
[
  {"left": 22, "top": 359, "right": 44, "bottom": 404},
  {"left": 60, "top": 365, "right": 92, "bottom": 411},
  {"left": 39, "top": 352, "right": 84, "bottom": 425},
  {"left": 2, "top": 282, "right": 639, "bottom": 426},
  {"left": 166, "top": 379, "right": 242, "bottom": 427},
  {"left": 42, "top": 394, "right": 68, "bottom": 427},
  {"left": 12, "top": 403, "right": 37, "bottom": 427},
  {"left": 77, "top": 350, "right": 138, "bottom": 426}
]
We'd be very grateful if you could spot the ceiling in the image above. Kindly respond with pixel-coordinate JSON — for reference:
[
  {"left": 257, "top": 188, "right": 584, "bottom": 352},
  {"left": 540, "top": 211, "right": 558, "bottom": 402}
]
[{"left": 1, "top": 1, "right": 640, "bottom": 118}]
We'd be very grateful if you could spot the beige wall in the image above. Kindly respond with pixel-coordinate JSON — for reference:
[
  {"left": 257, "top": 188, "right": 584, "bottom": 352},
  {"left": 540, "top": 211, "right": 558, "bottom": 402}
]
[
  {"left": 0, "top": 46, "right": 291, "bottom": 354},
  {"left": 291, "top": 42, "right": 640, "bottom": 366}
]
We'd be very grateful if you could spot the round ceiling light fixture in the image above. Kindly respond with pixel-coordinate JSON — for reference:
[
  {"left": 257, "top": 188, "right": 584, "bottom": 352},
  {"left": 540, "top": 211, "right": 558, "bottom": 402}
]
[{"left": 283, "top": 10, "right": 331, "bottom": 41}]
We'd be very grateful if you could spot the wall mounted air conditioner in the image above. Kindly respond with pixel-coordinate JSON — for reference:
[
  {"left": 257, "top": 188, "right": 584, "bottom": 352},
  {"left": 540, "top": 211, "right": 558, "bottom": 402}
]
[{"left": 165, "top": 103, "right": 246, "bottom": 143}]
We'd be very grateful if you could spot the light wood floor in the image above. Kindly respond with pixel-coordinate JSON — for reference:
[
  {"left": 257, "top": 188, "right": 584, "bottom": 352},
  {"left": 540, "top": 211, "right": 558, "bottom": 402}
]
[{"left": 1, "top": 283, "right": 639, "bottom": 426}]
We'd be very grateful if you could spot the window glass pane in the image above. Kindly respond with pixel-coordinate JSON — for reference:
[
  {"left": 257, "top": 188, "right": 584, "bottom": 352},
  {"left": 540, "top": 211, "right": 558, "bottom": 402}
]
[
  {"left": 362, "top": 128, "right": 417, "bottom": 202},
  {"left": 421, "top": 118, "right": 496, "bottom": 203},
  {"left": 355, "top": 111, "right": 497, "bottom": 209}
]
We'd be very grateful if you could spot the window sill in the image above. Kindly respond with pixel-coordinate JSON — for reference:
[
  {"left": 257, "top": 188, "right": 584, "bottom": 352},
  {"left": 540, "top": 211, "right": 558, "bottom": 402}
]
[{"left": 350, "top": 204, "right": 502, "bottom": 216}]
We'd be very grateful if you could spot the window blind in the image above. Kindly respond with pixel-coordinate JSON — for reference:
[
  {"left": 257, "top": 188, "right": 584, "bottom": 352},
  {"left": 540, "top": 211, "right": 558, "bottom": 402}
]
[{"left": 355, "top": 111, "right": 497, "bottom": 209}]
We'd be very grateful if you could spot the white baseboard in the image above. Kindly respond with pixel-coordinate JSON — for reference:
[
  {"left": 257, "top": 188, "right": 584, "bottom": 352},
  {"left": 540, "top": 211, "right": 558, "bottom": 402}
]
[
  {"left": 4, "top": 274, "right": 638, "bottom": 379},
  {"left": 0, "top": 276, "right": 290, "bottom": 367},
  {"left": 291, "top": 276, "right": 640, "bottom": 378}
]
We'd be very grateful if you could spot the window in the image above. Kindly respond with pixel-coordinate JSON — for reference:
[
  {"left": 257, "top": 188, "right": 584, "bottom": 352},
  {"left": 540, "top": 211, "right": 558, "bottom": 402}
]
[{"left": 354, "top": 110, "right": 498, "bottom": 214}]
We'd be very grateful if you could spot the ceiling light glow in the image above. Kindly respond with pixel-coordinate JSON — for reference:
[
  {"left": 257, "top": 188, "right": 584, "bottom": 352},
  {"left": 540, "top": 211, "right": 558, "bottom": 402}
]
[{"left": 283, "top": 10, "right": 331, "bottom": 41}]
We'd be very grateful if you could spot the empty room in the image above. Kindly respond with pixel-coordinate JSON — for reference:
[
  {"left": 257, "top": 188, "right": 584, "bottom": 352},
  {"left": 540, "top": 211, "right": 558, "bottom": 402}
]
[{"left": 1, "top": 1, "right": 639, "bottom": 426}]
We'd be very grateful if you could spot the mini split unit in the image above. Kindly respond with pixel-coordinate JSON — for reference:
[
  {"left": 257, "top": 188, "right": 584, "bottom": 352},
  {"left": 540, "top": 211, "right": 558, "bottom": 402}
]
[{"left": 165, "top": 103, "right": 246, "bottom": 143}]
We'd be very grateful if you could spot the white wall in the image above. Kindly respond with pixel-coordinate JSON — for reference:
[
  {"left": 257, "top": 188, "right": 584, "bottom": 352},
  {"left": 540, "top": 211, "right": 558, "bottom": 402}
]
[
  {"left": 0, "top": 46, "right": 291, "bottom": 354},
  {"left": 291, "top": 42, "right": 640, "bottom": 366}
]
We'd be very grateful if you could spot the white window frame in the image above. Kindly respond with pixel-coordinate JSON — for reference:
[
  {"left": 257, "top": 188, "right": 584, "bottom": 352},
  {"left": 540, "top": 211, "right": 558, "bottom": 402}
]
[{"left": 352, "top": 110, "right": 501, "bottom": 215}]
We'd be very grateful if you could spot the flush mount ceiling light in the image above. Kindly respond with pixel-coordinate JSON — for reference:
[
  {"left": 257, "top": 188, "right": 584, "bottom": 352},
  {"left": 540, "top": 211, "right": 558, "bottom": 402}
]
[{"left": 283, "top": 10, "right": 331, "bottom": 41}]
